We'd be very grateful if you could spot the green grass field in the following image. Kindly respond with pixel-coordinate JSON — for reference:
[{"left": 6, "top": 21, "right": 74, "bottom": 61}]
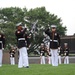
[{"left": 0, "top": 64, "right": 75, "bottom": 75}]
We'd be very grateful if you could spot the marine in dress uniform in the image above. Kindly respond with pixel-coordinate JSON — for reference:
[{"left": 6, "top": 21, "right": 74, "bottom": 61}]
[
  {"left": 43, "top": 33, "right": 51, "bottom": 64},
  {"left": 45, "top": 25, "right": 60, "bottom": 66},
  {"left": 58, "top": 47, "right": 62, "bottom": 64},
  {"left": 39, "top": 43, "right": 46, "bottom": 64},
  {"left": 0, "top": 31, "right": 5, "bottom": 67},
  {"left": 45, "top": 46, "right": 51, "bottom": 64},
  {"left": 9, "top": 46, "right": 15, "bottom": 65},
  {"left": 15, "top": 22, "right": 29, "bottom": 68},
  {"left": 63, "top": 43, "right": 69, "bottom": 64}
]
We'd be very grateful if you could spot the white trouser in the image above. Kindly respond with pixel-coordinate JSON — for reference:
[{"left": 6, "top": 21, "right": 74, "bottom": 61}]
[
  {"left": 40, "top": 56, "right": 45, "bottom": 64},
  {"left": 58, "top": 56, "right": 61, "bottom": 64},
  {"left": 47, "top": 56, "right": 52, "bottom": 64},
  {"left": 51, "top": 49, "right": 58, "bottom": 66},
  {"left": 64, "top": 56, "right": 69, "bottom": 64},
  {"left": 10, "top": 57, "right": 15, "bottom": 65},
  {"left": 18, "top": 47, "right": 29, "bottom": 68},
  {"left": 0, "top": 50, "right": 3, "bottom": 67}
]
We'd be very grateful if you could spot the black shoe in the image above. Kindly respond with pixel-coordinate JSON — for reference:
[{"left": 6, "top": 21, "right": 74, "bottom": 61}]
[{"left": 25, "top": 66, "right": 29, "bottom": 68}]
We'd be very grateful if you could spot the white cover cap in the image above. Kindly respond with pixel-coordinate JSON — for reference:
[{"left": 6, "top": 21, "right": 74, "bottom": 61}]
[{"left": 51, "top": 25, "right": 57, "bottom": 28}]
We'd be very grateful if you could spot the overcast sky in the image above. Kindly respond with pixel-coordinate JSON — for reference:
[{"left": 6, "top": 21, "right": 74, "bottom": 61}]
[{"left": 0, "top": 0, "right": 75, "bottom": 35}]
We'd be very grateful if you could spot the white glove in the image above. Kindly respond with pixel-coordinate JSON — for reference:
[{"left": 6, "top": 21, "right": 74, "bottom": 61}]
[
  {"left": 27, "top": 48, "right": 29, "bottom": 50},
  {"left": 58, "top": 47, "right": 60, "bottom": 50},
  {"left": 2, "top": 48, "right": 4, "bottom": 50}
]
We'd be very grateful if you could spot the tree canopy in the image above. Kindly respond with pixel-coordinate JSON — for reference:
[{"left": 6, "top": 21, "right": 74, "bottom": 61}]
[{"left": 0, "top": 7, "right": 67, "bottom": 52}]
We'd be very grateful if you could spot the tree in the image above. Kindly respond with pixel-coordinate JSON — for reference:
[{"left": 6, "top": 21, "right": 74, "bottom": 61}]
[
  {"left": 0, "top": 7, "right": 67, "bottom": 52},
  {"left": 24, "top": 7, "right": 67, "bottom": 54},
  {"left": 0, "top": 7, "right": 26, "bottom": 49}
]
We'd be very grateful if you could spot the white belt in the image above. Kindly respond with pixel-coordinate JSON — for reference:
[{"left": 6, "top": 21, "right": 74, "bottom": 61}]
[
  {"left": 18, "top": 38, "right": 25, "bottom": 40},
  {"left": 0, "top": 41, "right": 2, "bottom": 43},
  {"left": 50, "top": 39, "right": 58, "bottom": 42}
]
